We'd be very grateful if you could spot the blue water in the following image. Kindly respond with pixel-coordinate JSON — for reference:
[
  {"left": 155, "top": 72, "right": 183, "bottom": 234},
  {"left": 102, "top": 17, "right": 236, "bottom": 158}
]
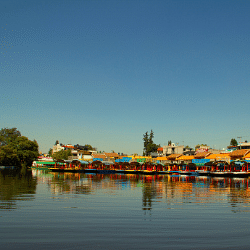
[{"left": 1, "top": 170, "right": 250, "bottom": 249}]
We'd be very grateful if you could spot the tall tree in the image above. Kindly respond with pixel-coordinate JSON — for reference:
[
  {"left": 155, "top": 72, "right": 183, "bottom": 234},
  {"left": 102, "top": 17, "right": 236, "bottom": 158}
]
[
  {"left": 48, "top": 148, "right": 53, "bottom": 156},
  {"left": 143, "top": 130, "right": 159, "bottom": 156},
  {"left": 149, "top": 130, "right": 154, "bottom": 144},
  {"left": 143, "top": 131, "right": 149, "bottom": 156},
  {"left": 230, "top": 138, "right": 238, "bottom": 147}
]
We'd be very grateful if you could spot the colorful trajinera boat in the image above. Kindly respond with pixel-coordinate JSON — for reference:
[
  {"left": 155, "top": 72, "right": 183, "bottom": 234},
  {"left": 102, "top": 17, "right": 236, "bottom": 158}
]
[
  {"left": 230, "top": 161, "right": 250, "bottom": 177},
  {"left": 166, "top": 164, "right": 180, "bottom": 174},
  {"left": 48, "top": 159, "right": 250, "bottom": 177},
  {"left": 195, "top": 162, "right": 212, "bottom": 176},
  {"left": 179, "top": 163, "right": 198, "bottom": 175},
  {"left": 209, "top": 161, "right": 232, "bottom": 177}
]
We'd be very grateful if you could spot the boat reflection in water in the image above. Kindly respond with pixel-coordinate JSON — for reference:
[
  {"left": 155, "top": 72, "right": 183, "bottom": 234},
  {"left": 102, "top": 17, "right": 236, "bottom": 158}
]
[{"left": 47, "top": 171, "right": 250, "bottom": 213}]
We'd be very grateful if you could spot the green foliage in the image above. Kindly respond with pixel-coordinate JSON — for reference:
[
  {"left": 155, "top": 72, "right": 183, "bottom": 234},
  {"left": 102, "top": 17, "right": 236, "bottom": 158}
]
[
  {"left": 55, "top": 140, "right": 59, "bottom": 145},
  {"left": 0, "top": 128, "right": 39, "bottom": 168},
  {"left": 230, "top": 138, "right": 238, "bottom": 146},
  {"left": 48, "top": 148, "right": 53, "bottom": 156},
  {"left": 84, "top": 144, "right": 93, "bottom": 150},
  {"left": 149, "top": 130, "right": 154, "bottom": 144},
  {"left": 168, "top": 140, "right": 172, "bottom": 146},
  {"left": 195, "top": 144, "right": 207, "bottom": 150},
  {"left": 0, "top": 128, "right": 21, "bottom": 146},
  {"left": 143, "top": 131, "right": 149, "bottom": 155},
  {"left": 143, "top": 130, "right": 160, "bottom": 156},
  {"left": 52, "top": 149, "right": 72, "bottom": 161}
]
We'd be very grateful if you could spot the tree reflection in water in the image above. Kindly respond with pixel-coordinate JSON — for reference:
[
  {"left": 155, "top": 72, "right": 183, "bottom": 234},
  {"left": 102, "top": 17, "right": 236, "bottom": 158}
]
[
  {"left": 142, "top": 175, "right": 157, "bottom": 212},
  {"left": 0, "top": 168, "right": 37, "bottom": 209}
]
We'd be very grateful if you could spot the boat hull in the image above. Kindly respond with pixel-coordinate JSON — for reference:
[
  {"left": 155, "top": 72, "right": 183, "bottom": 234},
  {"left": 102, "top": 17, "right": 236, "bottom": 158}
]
[
  {"left": 180, "top": 171, "right": 198, "bottom": 175},
  {"left": 230, "top": 172, "right": 249, "bottom": 177},
  {"left": 97, "top": 170, "right": 116, "bottom": 174},
  {"left": 195, "top": 170, "right": 210, "bottom": 176},
  {"left": 209, "top": 171, "right": 232, "bottom": 177}
]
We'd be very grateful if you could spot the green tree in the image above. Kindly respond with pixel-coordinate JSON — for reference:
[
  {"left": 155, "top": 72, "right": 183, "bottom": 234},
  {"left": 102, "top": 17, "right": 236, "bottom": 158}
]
[
  {"left": 143, "top": 131, "right": 149, "bottom": 156},
  {"left": 15, "top": 136, "right": 39, "bottom": 167},
  {"left": 143, "top": 130, "right": 160, "bottom": 156},
  {"left": 84, "top": 144, "right": 93, "bottom": 150},
  {"left": 52, "top": 149, "right": 72, "bottom": 161},
  {"left": 48, "top": 148, "right": 53, "bottom": 156},
  {"left": 0, "top": 128, "right": 39, "bottom": 168},
  {"left": 230, "top": 138, "right": 238, "bottom": 146},
  {"left": 149, "top": 130, "right": 154, "bottom": 145},
  {"left": 0, "top": 127, "right": 21, "bottom": 146},
  {"left": 55, "top": 140, "right": 59, "bottom": 145}
]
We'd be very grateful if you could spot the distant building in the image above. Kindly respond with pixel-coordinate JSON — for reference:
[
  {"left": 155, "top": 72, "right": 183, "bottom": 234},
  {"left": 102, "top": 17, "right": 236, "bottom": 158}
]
[
  {"left": 52, "top": 143, "right": 65, "bottom": 154},
  {"left": 237, "top": 141, "right": 250, "bottom": 150},
  {"left": 165, "top": 143, "right": 184, "bottom": 155},
  {"left": 51, "top": 141, "right": 99, "bottom": 161},
  {"left": 37, "top": 156, "right": 53, "bottom": 162},
  {"left": 196, "top": 145, "right": 209, "bottom": 153},
  {"left": 160, "top": 143, "right": 193, "bottom": 156},
  {"left": 208, "top": 148, "right": 222, "bottom": 154},
  {"left": 226, "top": 141, "right": 250, "bottom": 152},
  {"left": 157, "top": 147, "right": 163, "bottom": 156}
]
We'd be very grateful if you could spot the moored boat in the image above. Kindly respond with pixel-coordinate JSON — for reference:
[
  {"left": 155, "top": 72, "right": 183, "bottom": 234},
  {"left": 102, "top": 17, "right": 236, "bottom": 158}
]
[
  {"left": 180, "top": 163, "right": 198, "bottom": 175},
  {"left": 167, "top": 164, "right": 180, "bottom": 174},
  {"left": 155, "top": 164, "right": 168, "bottom": 174},
  {"left": 195, "top": 162, "right": 212, "bottom": 176},
  {"left": 230, "top": 161, "right": 250, "bottom": 177},
  {"left": 210, "top": 161, "right": 232, "bottom": 177},
  {"left": 49, "top": 160, "right": 89, "bottom": 173},
  {"left": 141, "top": 163, "right": 157, "bottom": 175}
]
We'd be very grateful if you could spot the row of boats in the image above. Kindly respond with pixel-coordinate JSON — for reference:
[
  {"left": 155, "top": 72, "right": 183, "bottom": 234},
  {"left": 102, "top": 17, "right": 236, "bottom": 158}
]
[{"left": 48, "top": 160, "right": 250, "bottom": 177}]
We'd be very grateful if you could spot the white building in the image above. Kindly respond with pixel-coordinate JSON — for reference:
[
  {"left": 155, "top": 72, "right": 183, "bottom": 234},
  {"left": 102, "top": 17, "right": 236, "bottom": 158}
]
[
  {"left": 52, "top": 144, "right": 65, "bottom": 154},
  {"left": 238, "top": 141, "right": 250, "bottom": 150},
  {"left": 162, "top": 143, "right": 192, "bottom": 156}
]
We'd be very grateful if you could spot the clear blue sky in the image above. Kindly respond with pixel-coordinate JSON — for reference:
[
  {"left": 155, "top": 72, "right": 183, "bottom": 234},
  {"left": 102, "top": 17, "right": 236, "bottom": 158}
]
[{"left": 1, "top": 0, "right": 250, "bottom": 154}]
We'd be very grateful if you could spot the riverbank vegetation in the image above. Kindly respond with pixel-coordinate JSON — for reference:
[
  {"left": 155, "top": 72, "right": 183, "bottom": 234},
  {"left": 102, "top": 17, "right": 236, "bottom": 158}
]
[{"left": 0, "top": 128, "right": 39, "bottom": 168}]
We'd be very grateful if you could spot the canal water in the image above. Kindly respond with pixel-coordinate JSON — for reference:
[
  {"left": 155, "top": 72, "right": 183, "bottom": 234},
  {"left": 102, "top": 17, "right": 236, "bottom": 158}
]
[{"left": 1, "top": 169, "right": 250, "bottom": 249}]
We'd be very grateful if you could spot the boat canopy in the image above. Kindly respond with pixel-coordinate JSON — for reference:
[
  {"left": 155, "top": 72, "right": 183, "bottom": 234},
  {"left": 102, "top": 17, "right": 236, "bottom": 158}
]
[
  {"left": 102, "top": 161, "right": 114, "bottom": 165},
  {"left": 79, "top": 160, "right": 89, "bottom": 164}
]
